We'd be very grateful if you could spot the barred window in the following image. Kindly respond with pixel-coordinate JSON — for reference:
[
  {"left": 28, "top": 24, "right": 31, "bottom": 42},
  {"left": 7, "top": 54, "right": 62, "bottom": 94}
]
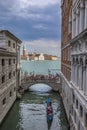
[
  {"left": 2, "top": 98, "right": 6, "bottom": 105},
  {"left": 8, "top": 40, "right": 11, "bottom": 47},
  {"left": 9, "top": 72, "right": 11, "bottom": 79},
  {"left": 2, "top": 59, "right": 5, "bottom": 66},
  {"left": 13, "top": 43, "right": 15, "bottom": 48},
  {"left": 2, "top": 75, "right": 5, "bottom": 83}
]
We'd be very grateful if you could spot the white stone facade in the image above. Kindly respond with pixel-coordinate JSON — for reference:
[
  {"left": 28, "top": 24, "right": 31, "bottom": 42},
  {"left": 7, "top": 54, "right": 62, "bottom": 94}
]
[
  {"left": 72, "top": 0, "right": 87, "bottom": 38},
  {"left": 70, "top": 30, "right": 87, "bottom": 130},
  {"left": 61, "top": 0, "right": 87, "bottom": 130},
  {"left": 39, "top": 53, "right": 44, "bottom": 60},
  {"left": 0, "top": 30, "right": 22, "bottom": 124},
  {"left": 61, "top": 73, "right": 72, "bottom": 120},
  {"left": 70, "top": 0, "right": 87, "bottom": 130}
]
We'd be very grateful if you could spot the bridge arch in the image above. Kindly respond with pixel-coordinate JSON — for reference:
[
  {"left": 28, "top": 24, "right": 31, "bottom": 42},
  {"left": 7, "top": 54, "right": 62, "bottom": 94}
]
[
  {"left": 21, "top": 75, "right": 61, "bottom": 92},
  {"left": 29, "top": 83, "right": 52, "bottom": 92}
]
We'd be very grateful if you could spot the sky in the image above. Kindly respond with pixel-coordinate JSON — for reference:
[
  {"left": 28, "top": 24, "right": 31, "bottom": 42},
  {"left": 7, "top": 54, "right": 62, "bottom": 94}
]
[{"left": 0, "top": 0, "right": 61, "bottom": 56}]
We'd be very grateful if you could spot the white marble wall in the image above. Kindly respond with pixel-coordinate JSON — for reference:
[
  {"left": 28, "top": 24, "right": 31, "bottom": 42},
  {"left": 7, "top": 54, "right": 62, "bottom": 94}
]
[
  {"left": 0, "top": 32, "right": 17, "bottom": 53},
  {"left": 0, "top": 31, "right": 22, "bottom": 124},
  {"left": 71, "top": 34, "right": 87, "bottom": 130},
  {"left": 61, "top": 73, "right": 72, "bottom": 121},
  {"left": 72, "top": 0, "right": 87, "bottom": 38}
]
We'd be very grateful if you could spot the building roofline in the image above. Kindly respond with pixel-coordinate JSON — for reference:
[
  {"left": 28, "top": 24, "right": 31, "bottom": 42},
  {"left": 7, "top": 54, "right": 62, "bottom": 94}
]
[
  {"left": 70, "top": 28, "right": 87, "bottom": 45},
  {"left": 0, "top": 30, "right": 22, "bottom": 43},
  {"left": 62, "top": 29, "right": 87, "bottom": 50}
]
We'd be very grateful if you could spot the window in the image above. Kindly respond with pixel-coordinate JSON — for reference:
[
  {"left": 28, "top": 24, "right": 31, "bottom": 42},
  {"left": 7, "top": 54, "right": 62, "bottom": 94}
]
[
  {"left": 13, "top": 43, "right": 15, "bottom": 48},
  {"left": 9, "top": 59, "right": 11, "bottom": 65},
  {"left": 71, "top": 106, "right": 73, "bottom": 115},
  {"left": 8, "top": 40, "right": 11, "bottom": 47},
  {"left": 2, "top": 98, "right": 6, "bottom": 105},
  {"left": 74, "top": 111, "right": 76, "bottom": 123},
  {"left": 2, "top": 75, "right": 5, "bottom": 83},
  {"left": 73, "top": 93, "right": 75, "bottom": 103},
  {"left": 78, "top": 121, "right": 80, "bottom": 130},
  {"left": 76, "top": 100, "right": 78, "bottom": 109},
  {"left": 2, "top": 59, "right": 5, "bottom": 66},
  {"left": 13, "top": 59, "right": 15, "bottom": 64},
  {"left": 13, "top": 71, "right": 15, "bottom": 76},
  {"left": 85, "top": 113, "right": 87, "bottom": 126},
  {"left": 80, "top": 105, "right": 83, "bottom": 117},
  {"left": 14, "top": 87, "right": 16, "bottom": 91},
  {"left": 9, "top": 91, "right": 12, "bottom": 97},
  {"left": 9, "top": 72, "right": 11, "bottom": 79}
]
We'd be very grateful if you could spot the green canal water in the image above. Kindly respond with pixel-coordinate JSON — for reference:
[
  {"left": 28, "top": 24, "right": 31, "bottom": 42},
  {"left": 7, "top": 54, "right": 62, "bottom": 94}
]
[
  {"left": 21, "top": 60, "right": 61, "bottom": 75},
  {"left": 0, "top": 84, "right": 69, "bottom": 130}
]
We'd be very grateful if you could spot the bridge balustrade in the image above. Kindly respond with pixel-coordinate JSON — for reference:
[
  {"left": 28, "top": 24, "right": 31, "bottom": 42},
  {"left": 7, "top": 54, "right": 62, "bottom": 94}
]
[
  {"left": 21, "top": 74, "right": 61, "bottom": 91},
  {"left": 21, "top": 74, "right": 60, "bottom": 84}
]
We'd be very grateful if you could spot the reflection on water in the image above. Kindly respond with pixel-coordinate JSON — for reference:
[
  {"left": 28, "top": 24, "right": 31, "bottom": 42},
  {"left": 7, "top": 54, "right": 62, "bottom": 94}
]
[
  {"left": 0, "top": 84, "right": 69, "bottom": 130},
  {"left": 47, "top": 117, "right": 53, "bottom": 130}
]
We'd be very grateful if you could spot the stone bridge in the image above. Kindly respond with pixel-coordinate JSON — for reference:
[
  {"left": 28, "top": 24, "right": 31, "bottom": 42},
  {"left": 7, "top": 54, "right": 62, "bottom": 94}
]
[{"left": 21, "top": 74, "right": 61, "bottom": 91}]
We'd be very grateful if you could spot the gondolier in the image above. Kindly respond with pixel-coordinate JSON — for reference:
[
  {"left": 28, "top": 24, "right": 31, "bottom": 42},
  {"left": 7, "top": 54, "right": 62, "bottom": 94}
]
[{"left": 46, "top": 97, "right": 51, "bottom": 106}]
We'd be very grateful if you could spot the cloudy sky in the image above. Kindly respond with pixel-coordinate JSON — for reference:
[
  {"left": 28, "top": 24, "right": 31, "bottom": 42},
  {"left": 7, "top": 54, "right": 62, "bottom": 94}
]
[{"left": 0, "top": 0, "right": 61, "bottom": 56}]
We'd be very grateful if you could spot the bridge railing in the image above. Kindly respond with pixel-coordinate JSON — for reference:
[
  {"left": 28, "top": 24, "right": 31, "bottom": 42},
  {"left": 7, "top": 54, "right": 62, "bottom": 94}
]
[{"left": 21, "top": 74, "right": 60, "bottom": 84}]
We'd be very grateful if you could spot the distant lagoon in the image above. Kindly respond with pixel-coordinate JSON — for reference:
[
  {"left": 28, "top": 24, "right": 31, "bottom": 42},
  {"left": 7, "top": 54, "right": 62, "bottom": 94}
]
[{"left": 21, "top": 59, "right": 61, "bottom": 75}]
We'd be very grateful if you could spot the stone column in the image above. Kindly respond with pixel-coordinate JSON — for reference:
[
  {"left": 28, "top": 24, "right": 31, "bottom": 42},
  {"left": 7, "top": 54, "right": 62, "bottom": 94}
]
[
  {"left": 79, "top": 1, "right": 85, "bottom": 33},
  {"left": 83, "top": 110, "right": 87, "bottom": 127},
  {"left": 83, "top": 67, "right": 86, "bottom": 94},
  {"left": 72, "top": 65, "right": 74, "bottom": 82},
  {"left": 85, "top": 65, "right": 87, "bottom": 95},
  {"left": 73, "top": 64, "right": 75, "bottom": 83},
  {"left": 71, "top": 58, "right": 74, "bottom": 82},
  {"left": 78, "top": 65, "right": 80, "bottom": 87},
  {"left": 72, "top": 11, "right": 76, "bottom": 38},
  {"left": 75, "top": 64, "right": 78, "bottom": 86},
  {"left": 76, "top": 9, "right": 79, "bottom": 36},
  {"left": 71, "top": 59, "right": 73, "bottom": 81},
  {"left": 81, "top": 66, "right": 83, "bottom": 90},
  {"left": 77, "top": 65, "right": 79, "bottom": 87},
  {"left": 79, "top": 65, "right": 82, "bottom": 90},
  {"left": 84, "top": 0, "right": 87, "bottom": 29},
  {"left": 72, "top": 10, "right": 74, "bottom": 38}
]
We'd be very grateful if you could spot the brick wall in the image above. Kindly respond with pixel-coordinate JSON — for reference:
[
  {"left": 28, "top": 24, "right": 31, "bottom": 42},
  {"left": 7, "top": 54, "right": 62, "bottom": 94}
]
[{"left": 61, "top": 0, "right": 72, "bottom": 81}]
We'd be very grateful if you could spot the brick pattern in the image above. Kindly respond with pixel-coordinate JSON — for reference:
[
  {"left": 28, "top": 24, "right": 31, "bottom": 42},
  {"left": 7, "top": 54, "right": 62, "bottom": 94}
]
[{"left": 61, "top": 0, "right": 72, "bottom": 81}]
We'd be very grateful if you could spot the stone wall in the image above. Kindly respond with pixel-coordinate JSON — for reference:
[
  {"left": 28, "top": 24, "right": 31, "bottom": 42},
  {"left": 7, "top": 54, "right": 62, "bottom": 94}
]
[
  {"left": 0, "top": 30, "right": 22, "bottom": 124},
  {"left": 0, "top": 51, "right": 17, "bottom": 124}
]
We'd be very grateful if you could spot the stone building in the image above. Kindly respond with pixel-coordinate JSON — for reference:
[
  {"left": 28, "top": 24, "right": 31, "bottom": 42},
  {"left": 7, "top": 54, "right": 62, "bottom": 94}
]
[
  {"left": 70, "top": 1, "right": 87, "bottom": 130},
  {"left": 61, "top": 0, "right": 87, "bottom": 130},
  {"left": 39, "top": 53, "right": 44, "bottom": 60},
  {"left": 21, "top": 45, "right": 28, "bottom": 60},
  {"left": 61, "top": 0, "right": 72, "bottom": 120},
  {"left": 23, "top": 45, "right": 27, "bottom": 57},
  {"left": 0, "top": 30, "right": 22, "bottom": 123}
]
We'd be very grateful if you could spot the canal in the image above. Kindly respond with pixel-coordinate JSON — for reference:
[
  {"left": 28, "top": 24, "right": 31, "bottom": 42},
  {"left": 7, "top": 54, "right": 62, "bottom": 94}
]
[{"left": 0, "top": 84, "right": 69, "bottom": 130}]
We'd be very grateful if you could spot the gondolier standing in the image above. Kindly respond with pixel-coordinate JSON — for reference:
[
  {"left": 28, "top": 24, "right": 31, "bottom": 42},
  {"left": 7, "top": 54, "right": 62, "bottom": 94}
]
[{"left": 46, "top": 97, "right": 51, "bottom": 106}]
